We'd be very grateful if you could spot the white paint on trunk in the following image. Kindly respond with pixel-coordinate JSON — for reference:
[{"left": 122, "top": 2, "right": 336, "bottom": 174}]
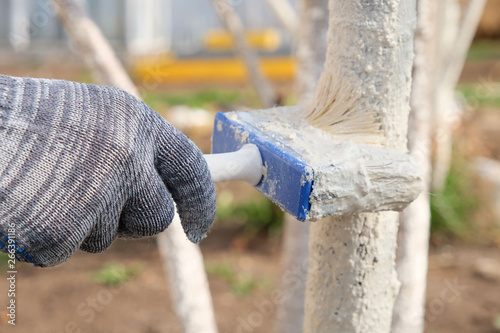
[
  {"left": 275, "top": 218, "right": 310, "bottom": 333},
  {"left": 392, "top": 195, "right": 431, "bottom": 332},
  {"left": 157, "top": 218, "right": 219, "bottom": 333},
  {"left": 391, "top": 0, "right": 433, "bottom": 331},
  {"left": 306, "top": 211, "right": 402, "bottom": 332},
  {"left": 275, "top": 1, "right": 328, "bottom": 331},
  {"left": 303, "top": 0, "right": 417, "bottom": 331},
  {"left": 306, "top": 1, "right": 416, "bottom": 150}
]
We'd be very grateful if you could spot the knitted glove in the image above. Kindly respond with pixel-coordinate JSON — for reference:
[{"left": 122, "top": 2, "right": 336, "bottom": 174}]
[{"left": 0, "top": 74, "right": 216, "bottom": 267}]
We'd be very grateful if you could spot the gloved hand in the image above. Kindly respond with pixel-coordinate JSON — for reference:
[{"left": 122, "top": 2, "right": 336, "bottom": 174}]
[{"left": 0, "top": 74, "right": 216, "bottom": 267}]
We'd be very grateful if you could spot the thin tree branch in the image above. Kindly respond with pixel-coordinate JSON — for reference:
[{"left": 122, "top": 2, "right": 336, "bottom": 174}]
[
  {"left": 211, "top": 0, "right": 277, "bottom": 108},
  {"left": 263, "top": 0, "right": 298, "bottom": 35},
  {"left": 441, "top": 0, "right": 487, "bottom": 89}
]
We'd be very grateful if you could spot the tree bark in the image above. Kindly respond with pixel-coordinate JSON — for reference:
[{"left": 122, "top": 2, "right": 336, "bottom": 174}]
[
  {"left": 211, "top": 0, "right": 276, "bottom": 108},
  {"left": 52, "top": 1, "right": 218, "bottom": 332},
  {"left": 303, "top": 1, "right": 416, "bottom": 332},
  {"left": 274, "top": 3, "right": 328, "bottom": 330},
  {"left": 391, "top": 0, "right": 434, "bottom": 332}
]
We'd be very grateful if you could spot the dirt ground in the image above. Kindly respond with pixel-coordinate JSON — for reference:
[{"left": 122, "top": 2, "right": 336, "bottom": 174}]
[
  {"left": 425, "top": 245, "right": 500, "bottom": 333},
  {"left": 0, "top": 233, "right": 500, "bottom": 333}
]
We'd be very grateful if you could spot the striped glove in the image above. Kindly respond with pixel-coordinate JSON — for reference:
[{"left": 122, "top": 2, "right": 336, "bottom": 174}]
[{"left": 0, "top": 74, "right": 216, "bottom": 267}]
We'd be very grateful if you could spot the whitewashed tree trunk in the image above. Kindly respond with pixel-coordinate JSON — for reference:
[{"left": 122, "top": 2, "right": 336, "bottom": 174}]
[
  {"left": 275, "top": 221, "right": 309, "bottom": 333},
  {"left": 274, "top": 1, "right": 328, "bottom": 332},
  {"left": 391, "top": 0, "right": 434, "bottom": 332},
  {"left": 431, "top": 0, "right": 487, "bottom": 191},
  {"left": 8, "top": 0, "right": 30, "bottom": 52},
  {"left": 157, "top": 218, "right": 219, "bottom": 333},
  {"left": 439, "top": 0, "right": 488, "bottom": 98},
  {"left": 431, "top": 0, "right": 461, "bottom": 192},
  {"left": 393, "top": 1, "right": 487, "bottom": 330},
  {"left": 52, "top": 0, "right": 140, "bottom": 98},
  {"left": 52, "top": 2, "right": 218, "bottom": 332},
  {"left": 303, "top": 1, "right": 416, "bottom": 332},
  {"left": 211, "top": 0, "right": 276, "bottom": 108},
  {"left": 125, "top": 0, "right": 172, "bottom": 56},
  {"left": 295, "top": 0, "right": 328, "bottom": 106},
  {"left": 263, "top": 0, "right": 298, "bottom": 35}
]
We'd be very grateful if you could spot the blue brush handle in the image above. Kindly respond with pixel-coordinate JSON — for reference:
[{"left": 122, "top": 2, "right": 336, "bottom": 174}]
[{"left": 211, "top": 112, "right": 313, "bottom": 221}]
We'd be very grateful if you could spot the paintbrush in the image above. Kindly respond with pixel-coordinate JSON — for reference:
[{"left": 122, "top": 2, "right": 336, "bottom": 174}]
[{"left": 204, "top": 106, "right": 422, "bottom": 221}]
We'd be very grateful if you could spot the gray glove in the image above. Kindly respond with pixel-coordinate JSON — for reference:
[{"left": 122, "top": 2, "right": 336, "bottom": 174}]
[{"left": 0, "top": 74, "right": 216, "bottom": 267}]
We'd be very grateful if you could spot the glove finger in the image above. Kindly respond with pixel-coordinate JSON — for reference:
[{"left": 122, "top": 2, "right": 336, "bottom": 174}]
[
  {"left": 80, "top": 199, "right": 123, "bottom": 253},
  {"left": 118, "top": 171, "right": 175, "bottom": 238},
  {"left": 154, "top": 120, "right": 216, "bottom": 243}
]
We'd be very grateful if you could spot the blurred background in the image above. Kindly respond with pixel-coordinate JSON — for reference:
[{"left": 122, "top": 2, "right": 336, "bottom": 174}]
[{"left": 0, "top": 0, "right": 499, "bottom": 332}]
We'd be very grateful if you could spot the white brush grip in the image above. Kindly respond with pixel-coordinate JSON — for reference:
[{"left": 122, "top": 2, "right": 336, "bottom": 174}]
[{"left": 204, "top": 144, "right": 263, "bottom": 185}]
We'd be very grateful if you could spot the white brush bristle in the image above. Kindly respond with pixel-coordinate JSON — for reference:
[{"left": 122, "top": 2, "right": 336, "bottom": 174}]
[{"left": 305, "top": 70, "right": 385, "bottom": 146}]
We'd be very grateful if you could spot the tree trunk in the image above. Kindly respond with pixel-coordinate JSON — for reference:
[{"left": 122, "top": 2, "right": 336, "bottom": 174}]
[
  {"left": 295, "top": 0, "right": 328, "bottom": 106},
  {"left": 211, "top": 0, "right": 276, "bottom": 108},
  {"left": 263, "top": 0, "right": 298, "bottom": 35},
  {"left": 274, "top": 220, "right": 310, "bottom": 333},
  {"left": 431, "top": 0, "right": 487, "bottom": 191},
  {"left": 157, "top": 217, "right": 218, "bottom": 333},
  {"left": 391, "top": 0, "right": 434, "bottom": 331},
  {"left": 125, "top": 0, "right": 171, "bottom": 56},
  {"left": 52, "top": 0, "right": 140, "bottom": 98},
  {"left": 441, "top": 0, "right": 487, "bottom": 95},
  {"left": 393, "top": 1, "right": 486, "bottom": 330},
  {"left": 303, "top": 0, "right": 416, "bottom": 332},
  {"left": 274, "top": 1, "right": 328, "bottom": 332},
  {"left": 52, "top": 1, "right": 218, "bottom": 332},
  {"left": 8, "top": 0, "right": 30, "bottom": 52}
]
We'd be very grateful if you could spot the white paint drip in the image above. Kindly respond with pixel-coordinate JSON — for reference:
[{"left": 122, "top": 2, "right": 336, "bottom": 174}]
[{"left": 262, "top": 161, "right": 269, "bottom": 181}]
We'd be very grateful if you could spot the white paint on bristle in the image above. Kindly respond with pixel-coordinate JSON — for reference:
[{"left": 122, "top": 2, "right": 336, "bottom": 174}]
[{"left": 228, "top": 107, "right": 422, "bottom": 220}]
